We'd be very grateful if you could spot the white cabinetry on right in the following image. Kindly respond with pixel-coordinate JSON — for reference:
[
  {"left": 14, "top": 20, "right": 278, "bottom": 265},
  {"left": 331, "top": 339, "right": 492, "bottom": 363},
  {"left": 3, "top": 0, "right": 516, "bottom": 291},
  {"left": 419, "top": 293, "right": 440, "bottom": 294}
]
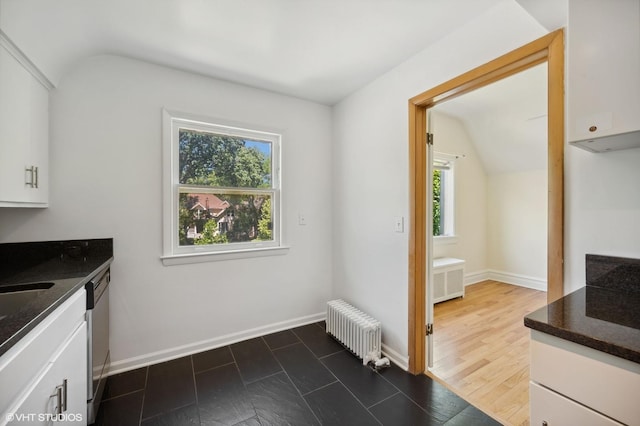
[
  {"left": 0, "top": 35, "right": 51, "bottom": 207},
  {"left": 568, "top": 0, "right": 640, "bottom": 152},
  {"left": 530, "top": 330, "right": 640, "bottom": 426}
]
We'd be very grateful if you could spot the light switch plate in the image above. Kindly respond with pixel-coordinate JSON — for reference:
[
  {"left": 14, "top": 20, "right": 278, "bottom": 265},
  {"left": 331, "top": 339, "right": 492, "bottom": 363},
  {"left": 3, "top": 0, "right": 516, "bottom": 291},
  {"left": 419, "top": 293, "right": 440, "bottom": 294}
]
[{"left": 394, "top": 216, "right": 404, "bottom": 233}]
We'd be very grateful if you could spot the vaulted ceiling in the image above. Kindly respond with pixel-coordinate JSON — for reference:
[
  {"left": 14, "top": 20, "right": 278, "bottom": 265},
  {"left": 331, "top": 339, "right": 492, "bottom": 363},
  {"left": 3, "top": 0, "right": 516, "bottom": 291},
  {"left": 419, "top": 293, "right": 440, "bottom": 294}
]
[
  {"left": 435, "top": 63, "right": 548, "bottom": 175},
  {"left": 1, "top": 0, "right": 505, "bottom": 104}
]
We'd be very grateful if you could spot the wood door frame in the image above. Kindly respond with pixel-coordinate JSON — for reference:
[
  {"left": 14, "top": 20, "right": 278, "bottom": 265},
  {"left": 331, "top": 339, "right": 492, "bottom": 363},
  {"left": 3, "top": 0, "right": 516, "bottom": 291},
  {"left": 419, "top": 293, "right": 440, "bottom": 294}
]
[{"left": 408, "top": 29, "right": 564, "bottom": 374}]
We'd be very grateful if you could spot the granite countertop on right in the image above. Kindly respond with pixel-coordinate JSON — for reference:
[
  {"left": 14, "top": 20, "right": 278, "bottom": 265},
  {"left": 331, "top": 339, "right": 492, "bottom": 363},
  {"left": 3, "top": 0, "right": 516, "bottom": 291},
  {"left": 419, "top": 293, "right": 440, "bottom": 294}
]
[{"left": 524, "top": 254, "right": 640, "bottom": 364}]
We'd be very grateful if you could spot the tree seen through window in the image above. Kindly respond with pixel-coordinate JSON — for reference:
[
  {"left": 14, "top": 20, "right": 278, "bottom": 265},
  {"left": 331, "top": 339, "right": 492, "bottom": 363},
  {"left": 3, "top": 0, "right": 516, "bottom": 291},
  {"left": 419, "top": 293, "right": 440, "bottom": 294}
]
[
  {"left": 433, "top": 169, "right": 443, "bottom": 236},
  {"left": 178, "top": 129, "right": 273, "bottom": 246}
]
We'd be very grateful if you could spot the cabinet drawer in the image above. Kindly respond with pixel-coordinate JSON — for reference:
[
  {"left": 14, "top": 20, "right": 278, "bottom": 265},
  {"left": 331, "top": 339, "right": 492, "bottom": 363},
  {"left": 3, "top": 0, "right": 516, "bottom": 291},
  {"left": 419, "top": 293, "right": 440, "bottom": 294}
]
[
  {"left": 0, "top": 289, "right": 86, "bottom": 415},
  {"left": 530, "top": 331, "right": 640, "bottom": 425},
  {"left": 530, "top": 382, "right": 622, "bottom": 426}
]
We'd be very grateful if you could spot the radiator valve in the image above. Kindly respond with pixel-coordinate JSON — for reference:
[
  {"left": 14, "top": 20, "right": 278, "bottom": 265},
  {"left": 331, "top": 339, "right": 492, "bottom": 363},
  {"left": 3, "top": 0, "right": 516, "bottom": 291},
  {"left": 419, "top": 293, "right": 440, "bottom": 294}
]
[
  {"left": 374, "top": 357, "right": 390, "bottom": 369},
  {"left": 365, "top": 351, "right": 390, "bottom": 370}
]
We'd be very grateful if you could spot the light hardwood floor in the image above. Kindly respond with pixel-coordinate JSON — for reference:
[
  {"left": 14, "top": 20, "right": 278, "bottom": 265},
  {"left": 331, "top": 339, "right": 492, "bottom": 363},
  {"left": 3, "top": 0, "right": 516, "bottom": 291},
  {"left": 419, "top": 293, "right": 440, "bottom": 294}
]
[{"left": 426, "top": 280, "right": 547, "bottom": 426}]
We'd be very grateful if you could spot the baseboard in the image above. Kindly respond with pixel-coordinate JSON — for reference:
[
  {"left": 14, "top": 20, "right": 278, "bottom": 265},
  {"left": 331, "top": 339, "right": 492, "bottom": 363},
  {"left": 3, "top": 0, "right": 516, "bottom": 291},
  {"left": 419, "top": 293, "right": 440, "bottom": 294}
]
[
  {"left": 465, "top": 270, "right": 490, "bottom": 286},
  {"left": 381, "top": 343, "right": 409, "bottom": 371},
  {"left": 487, "top": 270, "right": 547, "bottom": 291},
  {"left": 108, "top": 312, "right": 326, "bottom": 375},
  {"left": 464, "top": 269, "right": 547, "bottom": 291}
]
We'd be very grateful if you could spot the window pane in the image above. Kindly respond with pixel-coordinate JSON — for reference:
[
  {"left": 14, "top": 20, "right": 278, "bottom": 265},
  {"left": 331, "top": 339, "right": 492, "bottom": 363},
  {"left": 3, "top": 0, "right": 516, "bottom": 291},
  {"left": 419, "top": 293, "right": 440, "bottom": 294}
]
[
  {"left": 433, "top": 169, "right": 444, "bottom": 236},
  {"left": 179, "top": 192, "right": 273, "bottom": 246},
  {"left": 178, "top": 129, "right": 272, "bottom": 188}
]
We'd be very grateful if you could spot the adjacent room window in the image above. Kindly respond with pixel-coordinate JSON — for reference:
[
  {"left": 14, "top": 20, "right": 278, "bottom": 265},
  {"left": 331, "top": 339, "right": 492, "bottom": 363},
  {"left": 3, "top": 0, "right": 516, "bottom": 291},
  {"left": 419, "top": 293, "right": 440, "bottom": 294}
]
[
  {"left": 433, "top": 157, "right": 455, "bottom": 238},
  {"left": 162, "top": 110, "right": 282, "bottom": 263}
]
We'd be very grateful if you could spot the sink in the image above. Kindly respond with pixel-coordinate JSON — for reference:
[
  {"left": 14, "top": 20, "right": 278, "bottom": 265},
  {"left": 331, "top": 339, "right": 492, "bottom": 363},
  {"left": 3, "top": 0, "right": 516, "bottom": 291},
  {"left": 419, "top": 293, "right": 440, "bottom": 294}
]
[{"left": 0, "top": 282, "right": 55, "bottom": 320}]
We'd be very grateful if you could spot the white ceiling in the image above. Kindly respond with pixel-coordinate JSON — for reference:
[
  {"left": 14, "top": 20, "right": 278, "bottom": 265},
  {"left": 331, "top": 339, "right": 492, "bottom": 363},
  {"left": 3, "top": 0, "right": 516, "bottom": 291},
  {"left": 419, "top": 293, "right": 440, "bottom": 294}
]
[
  {"left": 435, "top": 63, "right": 548, "bottom": 175},
  {"left": 0, "top": 0, "right": 506, "bottom": 105}
]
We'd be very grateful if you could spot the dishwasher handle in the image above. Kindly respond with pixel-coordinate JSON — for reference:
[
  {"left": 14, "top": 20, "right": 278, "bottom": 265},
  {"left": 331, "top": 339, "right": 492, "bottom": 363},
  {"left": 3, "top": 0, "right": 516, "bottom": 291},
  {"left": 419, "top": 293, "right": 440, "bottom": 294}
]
[{"left": 86, "top": 268, "right": 110, "bottom": 310}]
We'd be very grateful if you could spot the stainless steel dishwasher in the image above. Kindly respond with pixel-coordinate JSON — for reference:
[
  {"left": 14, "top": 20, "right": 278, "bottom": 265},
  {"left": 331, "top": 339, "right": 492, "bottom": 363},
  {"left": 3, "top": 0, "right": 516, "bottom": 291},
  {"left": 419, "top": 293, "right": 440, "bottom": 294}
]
[{"left": 86, "top": 267, "right": 110, "bottom": 424}]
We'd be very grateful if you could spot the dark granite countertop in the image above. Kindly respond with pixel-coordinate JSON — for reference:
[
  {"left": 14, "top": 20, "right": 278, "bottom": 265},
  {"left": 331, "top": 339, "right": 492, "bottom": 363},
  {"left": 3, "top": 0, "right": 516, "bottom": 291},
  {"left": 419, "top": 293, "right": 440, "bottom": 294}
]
[
  {"left": 525, "top": 254, "right": 640, "bottom": 364},
  {"left": 0, "top": 239, "right": 113, "bottom": 357},
  {"left": 524, "top": 287, "right": 640, "bottom": 363}
]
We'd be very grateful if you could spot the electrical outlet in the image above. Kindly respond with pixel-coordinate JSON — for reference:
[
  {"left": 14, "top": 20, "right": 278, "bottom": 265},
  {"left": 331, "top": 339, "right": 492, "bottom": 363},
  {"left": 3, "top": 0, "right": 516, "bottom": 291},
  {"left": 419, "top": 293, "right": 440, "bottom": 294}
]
[
  {"left": 394, "top": 216, "right": 404, "bottom": 233},
  {"left": 298, "top": 213, "right": 307, "bottom": 225}
]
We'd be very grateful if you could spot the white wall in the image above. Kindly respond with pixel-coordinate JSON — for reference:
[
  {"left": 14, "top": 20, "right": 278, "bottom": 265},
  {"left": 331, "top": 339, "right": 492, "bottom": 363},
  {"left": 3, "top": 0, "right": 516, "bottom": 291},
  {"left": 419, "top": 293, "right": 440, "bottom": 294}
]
[
  {"left": 487, "top": 170, "right": 547, "bottom": 287},
  {"left": 429, "top": 112, "right": 547, "bottom": 290},
  {"left": 0, "top": 55, "right": 334, "bottom": 371},
  {"left": 332, "top": 1, "right": 547, "bottom": 361},
  {"left": 430, "top": 112, "right": 488, "bottom": 276},
  {"left": 565, "top": 146, "right": 640, "bottom": 292}
]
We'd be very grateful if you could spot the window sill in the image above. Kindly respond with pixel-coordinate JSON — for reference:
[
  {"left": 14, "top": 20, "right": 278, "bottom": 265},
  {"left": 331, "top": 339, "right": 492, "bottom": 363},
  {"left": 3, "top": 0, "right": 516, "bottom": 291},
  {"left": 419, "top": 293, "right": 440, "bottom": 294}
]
[
  {"left": 434, "top": 235, "right": 458, "bottom": 246},
  {"left": 161, "top": 246, "right": 290, "bottom": 266}
]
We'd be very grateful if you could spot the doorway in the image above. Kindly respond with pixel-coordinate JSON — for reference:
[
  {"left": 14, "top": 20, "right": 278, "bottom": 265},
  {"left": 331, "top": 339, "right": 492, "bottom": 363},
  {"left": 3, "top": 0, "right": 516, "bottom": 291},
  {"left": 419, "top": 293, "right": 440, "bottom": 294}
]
[
  {"left": 407, "top": 29, "right": 564, "bottom": 375},
  {"left": 424, "top": 63, "right": 550, "bottom": 423}
]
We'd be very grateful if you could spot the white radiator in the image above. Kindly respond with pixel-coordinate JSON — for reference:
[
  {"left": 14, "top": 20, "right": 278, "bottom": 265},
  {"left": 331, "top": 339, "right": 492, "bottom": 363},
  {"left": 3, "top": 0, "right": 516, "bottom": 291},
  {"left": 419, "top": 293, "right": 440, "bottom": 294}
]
[{"left": 326, "top": 299, "right": 389, "bottom": 367}]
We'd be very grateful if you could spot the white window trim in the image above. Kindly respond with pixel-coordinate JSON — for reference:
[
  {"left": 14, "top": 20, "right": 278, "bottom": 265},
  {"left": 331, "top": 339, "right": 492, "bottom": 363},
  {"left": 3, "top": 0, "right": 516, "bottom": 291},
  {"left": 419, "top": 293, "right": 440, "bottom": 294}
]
[
  {"left": 161, "top": 109, "right": 287, "bottom": 265},
  {"left": 434, "top": 235, "right": 458, "bottom": 245}
]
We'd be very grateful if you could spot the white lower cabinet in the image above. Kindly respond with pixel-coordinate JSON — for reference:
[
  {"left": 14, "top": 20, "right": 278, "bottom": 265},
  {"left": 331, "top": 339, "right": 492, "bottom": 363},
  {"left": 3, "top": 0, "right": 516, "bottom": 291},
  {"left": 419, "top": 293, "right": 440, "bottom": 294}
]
[
  {"left": 530, "top": 382, "right": 622, "bottom": 426},
  {"left": 0, "top": 289, "right": 87, "bottom": 426},
  {"left": 530, "top": 330, "right": 640, "bottom": 426},
  {"left": 8, "top": 323, "right": 87, "bottom": 425}
]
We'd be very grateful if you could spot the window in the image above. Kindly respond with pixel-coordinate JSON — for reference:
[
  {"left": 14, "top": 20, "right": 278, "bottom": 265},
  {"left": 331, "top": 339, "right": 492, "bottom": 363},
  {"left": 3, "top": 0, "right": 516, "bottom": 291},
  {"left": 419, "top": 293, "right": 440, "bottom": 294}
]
[
  {"left": 433, "top": 157, "right": 455, "bottom": 239},
  {"left": 162, "top": 110, "right": 284, "bottom": 264}
]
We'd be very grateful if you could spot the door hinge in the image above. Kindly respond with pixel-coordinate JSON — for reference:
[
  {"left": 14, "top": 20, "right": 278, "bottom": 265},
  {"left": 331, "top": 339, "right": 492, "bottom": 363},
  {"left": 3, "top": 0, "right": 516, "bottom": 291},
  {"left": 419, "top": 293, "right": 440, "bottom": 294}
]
[
  {"left": 426, "top": 133, "right": 434, "bottom": 145},
  {"left": 426, "top": 323, "right": 433, "bottom": 336}
]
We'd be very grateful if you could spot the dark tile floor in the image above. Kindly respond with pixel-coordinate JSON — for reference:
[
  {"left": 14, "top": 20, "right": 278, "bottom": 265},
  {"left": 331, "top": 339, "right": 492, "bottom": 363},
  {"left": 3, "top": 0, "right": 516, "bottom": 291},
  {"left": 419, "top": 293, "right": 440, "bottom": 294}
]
[{"left": 96, "top": 322, "right": 500, "bottom": 425}]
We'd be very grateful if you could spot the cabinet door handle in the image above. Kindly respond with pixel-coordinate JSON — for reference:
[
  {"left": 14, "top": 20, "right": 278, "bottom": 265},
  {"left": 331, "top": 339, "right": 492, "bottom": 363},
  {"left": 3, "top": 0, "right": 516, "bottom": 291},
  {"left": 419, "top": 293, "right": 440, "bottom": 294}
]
[
  {"left": 25, "top": 166, "right": 35, "bottom": 188},
  {"left": 62, "top": 379, "right": 67, "bottom": 412},
  {"left": 24, "top": 166, "right": 39, "bottom": 189},
  {"left": 51, "top": 385, "right": 63, "bottom": 415},
  {"left": 50, "top": 379, "right": 68, "bottom": 415}
]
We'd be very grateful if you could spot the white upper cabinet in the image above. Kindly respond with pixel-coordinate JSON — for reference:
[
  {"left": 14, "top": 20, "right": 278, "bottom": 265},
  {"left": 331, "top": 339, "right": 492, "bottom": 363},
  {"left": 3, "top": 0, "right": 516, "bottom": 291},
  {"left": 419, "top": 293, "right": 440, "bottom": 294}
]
[
  {"left": 0, "top": 34, "right": 52, "bottom": 207},
  {"left": 568, "top": 0, "right": 640, "bottom": 152}
]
